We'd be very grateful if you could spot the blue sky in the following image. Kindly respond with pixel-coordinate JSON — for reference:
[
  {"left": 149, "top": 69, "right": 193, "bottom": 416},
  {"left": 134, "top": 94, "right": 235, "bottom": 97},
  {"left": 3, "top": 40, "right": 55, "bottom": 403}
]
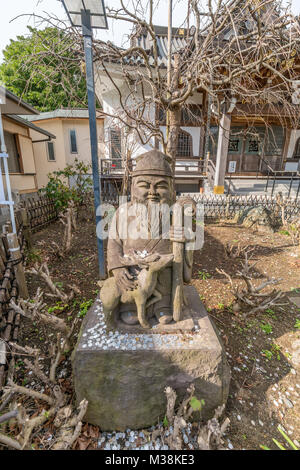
[{"left": 0, "top": 0, "right": 300, "bottom": 62}]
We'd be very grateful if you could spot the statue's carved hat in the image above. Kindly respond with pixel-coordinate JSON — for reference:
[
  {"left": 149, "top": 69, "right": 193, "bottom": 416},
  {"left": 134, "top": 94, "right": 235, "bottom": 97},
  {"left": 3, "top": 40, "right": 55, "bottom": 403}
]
[{"left": 133, "top": 150, "right": 173, "bottom": 177}]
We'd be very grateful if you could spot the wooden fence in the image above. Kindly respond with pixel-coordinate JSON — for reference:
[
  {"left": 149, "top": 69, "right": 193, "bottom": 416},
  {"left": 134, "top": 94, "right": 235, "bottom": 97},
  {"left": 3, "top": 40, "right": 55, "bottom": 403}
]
[
  {"left": 0, "top": 195, "right": 58, "bottom": 389},
  {"left": 23, "top": 195, "right": 58, "bottom": 232}
]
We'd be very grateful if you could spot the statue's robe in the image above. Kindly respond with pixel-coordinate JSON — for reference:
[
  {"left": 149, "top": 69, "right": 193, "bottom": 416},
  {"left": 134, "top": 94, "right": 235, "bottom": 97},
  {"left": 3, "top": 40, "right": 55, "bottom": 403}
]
[{"left": 107, "top": 202, "right": 193, "bottom": 315}]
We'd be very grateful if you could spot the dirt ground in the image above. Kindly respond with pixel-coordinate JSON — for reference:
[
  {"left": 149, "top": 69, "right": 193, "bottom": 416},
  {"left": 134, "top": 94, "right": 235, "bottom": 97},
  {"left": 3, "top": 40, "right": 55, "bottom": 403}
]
[{"left": 7, "top": 212, "right": 300, "bottom": 450}]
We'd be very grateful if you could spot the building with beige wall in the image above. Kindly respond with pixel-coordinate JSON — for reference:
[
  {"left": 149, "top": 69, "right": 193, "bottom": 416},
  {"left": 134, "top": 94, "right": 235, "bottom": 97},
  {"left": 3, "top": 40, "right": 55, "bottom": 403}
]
[
  {"left": 0, "top": 89, "right": 56, "bottom": 198},
  {"left": 23, "top": 109, "right": 104, "bottom": 189}
]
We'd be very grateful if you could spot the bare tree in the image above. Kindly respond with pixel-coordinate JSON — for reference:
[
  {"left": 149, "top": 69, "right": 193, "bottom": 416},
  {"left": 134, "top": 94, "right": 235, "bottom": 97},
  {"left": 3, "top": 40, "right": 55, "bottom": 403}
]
[
  {"left": 216, "top": 251, "right": 289, "bottom": 316},
  {"left": 7, "top": 1, "right": 300, "bottom": 173},
  {"left": 94, "top": 0, "right": 300, "bottom": 169}
]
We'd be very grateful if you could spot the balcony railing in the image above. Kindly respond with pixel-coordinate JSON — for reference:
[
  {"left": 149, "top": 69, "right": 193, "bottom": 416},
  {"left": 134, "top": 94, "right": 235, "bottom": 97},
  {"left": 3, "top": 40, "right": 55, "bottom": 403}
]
[
  {"left": 100, "top": 158, "right": 125, "bottom": 176},
  {"left": 100, "top": 157, "right": 206, "bottom": 177}
]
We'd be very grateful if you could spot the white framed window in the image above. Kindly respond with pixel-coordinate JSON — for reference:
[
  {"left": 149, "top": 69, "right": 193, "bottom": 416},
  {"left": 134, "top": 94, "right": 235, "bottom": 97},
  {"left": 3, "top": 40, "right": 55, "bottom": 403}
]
[
  {"left": 47, "top": 141, "right": 56, "bottom": 161},
  {"left": 69, "top": 129, "right": 78, "bottom": 154},
  {"left": 177, "top": 129, "right": 193, "bottom": 157},
  {"left": 110, "top": 128, "right": 121, "bottom": 160}
]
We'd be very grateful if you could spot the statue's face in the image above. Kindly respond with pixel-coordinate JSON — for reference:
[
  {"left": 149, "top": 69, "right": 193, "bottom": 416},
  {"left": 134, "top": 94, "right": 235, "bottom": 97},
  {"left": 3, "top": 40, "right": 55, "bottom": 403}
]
[{"left": 132, "top": 175, "right": 174, "bottom": 205}]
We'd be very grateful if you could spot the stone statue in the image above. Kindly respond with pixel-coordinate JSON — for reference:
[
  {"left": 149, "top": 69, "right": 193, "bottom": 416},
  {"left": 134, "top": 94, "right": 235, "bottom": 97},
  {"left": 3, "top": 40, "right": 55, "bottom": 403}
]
[
  {"left": 74, "top": 150, "right": 231, "bottom": 430},
  {"left": 100, "top": 149, "right": 195, "bottom": 328}
]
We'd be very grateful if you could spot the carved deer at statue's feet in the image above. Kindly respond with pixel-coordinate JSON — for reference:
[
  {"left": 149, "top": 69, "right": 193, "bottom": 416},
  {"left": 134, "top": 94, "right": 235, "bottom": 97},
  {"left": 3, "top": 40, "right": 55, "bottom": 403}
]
[{"left": 100, "top": 252, "right": 174, "bottom": 328}]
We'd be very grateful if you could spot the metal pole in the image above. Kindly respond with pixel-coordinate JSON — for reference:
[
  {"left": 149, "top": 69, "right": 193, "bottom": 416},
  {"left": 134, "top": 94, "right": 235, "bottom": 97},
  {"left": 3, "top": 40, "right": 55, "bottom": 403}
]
[
  {"left": 0, "top": 109, "right": 16, "bottom": 234},
  {"left": 81, "top": 9, "right": 106, "bottom": 279}
]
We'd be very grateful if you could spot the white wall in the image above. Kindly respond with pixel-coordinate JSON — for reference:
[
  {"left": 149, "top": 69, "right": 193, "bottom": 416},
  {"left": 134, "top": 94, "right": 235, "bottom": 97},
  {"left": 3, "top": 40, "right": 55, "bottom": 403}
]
[
  {"left": 96, "top": 69, "right": 204, "bottom": 160},
  {"left": 101, "top": 87, "right": 156, "bottom": 160}
]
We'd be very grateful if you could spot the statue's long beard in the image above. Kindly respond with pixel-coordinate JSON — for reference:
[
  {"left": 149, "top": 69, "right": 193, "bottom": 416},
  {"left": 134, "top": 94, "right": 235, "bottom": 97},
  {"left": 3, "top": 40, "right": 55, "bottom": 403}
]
[{"left": 131, "top": 200, "right": 171, "bottom": 241}]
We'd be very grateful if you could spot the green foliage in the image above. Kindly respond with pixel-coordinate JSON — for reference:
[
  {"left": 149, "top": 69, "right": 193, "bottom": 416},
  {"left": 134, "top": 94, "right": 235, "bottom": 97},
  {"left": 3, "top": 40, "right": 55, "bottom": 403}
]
[
  {"left": 294, "top": 319, "right": 300, "bottom": 330},
  {"left": 260, "top": 322, "right": 273, "bottom": 334},
  {"left": 40, "top": 159, "right": 92, "bottom": 211},
  {"left": 279, "top": 230, "right": 290, "bottom": 236},
  {"left": 260, "top": 425, "right": 299, "bottom": 450},
  {"left": 47, "top": 301, "right": 68, "bottom": 314},
  {"left": 189, "top": 397, "right": 205, "bottom": 411},
  {"left": 198, "top": 270, "right": 211, "bottom": 280},
  {"left": 77, "top": 299, "right": 93, "bottom": 318},
  {"left": 163, "top": 416, "right": 169, "bottom": 427},
  {"left": 262, "top": 343, "right": 281, "bottom": 361},
  {"left": 0, "top": 27, "right": 87, "bottom": 112},
  {"left": 25, "top": 248, "right": 42, "bottom": 264},
  {"left": 265, "top": 308, "right": 277, "bottom": 320},
  {"left": 262, "top": 349, "right": 273, "bottom": 360}
]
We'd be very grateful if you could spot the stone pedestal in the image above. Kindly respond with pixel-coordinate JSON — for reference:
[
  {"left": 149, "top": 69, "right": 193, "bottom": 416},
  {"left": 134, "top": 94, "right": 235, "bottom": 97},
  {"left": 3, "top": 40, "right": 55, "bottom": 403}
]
[{"left": 72, "top": 286, "right": 230, "bottom": 431}]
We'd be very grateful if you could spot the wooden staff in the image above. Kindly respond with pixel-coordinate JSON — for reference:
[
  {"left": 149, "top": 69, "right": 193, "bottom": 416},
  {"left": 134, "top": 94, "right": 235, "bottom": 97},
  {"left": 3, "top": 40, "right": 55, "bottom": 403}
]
[{"left": 172, "top": 202, "right": 183, "bottom": 322}]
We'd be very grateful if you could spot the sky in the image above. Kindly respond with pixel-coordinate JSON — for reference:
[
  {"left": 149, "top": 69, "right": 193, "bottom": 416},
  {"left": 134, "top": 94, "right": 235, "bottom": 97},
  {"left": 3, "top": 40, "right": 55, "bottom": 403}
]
[
  {"left": 0, "top": 0, "right": 192, "bottom": 62},
  {"left": 0, "top": 0, "right": 300, "bottom": 63}
]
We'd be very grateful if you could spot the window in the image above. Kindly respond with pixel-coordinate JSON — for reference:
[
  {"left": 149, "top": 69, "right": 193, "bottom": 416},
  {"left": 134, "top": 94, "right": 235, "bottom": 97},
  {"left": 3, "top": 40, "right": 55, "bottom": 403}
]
[
  {"left": 177, "top": 129, "right": 193, "bottom": 157},
  {"left": 293, "top": 137, "right": 300, "bottom": 158},
  {"left": 110, "top": 129, "right": 121, "bottom": 160},
  {"left": 228, "top": 127, "right": 243, "bottom": 154},
  {"left": 2, "top": 131, "right": 21, "bottom": 173},
  {"left": 208, "top": 126, "right": 219, "bottom": 156},
  {"left": 47, "top": 141, "right": 56, "bottom": 161},
  {"left": 264, "top": 126, "right": 284, "bottom": 156},
  {"left": 158, "top": 105, "right": 202, "bottom": 126},
  {"left": 228, "top": 139, "right": 240, "bottom": 153},
  {"left": 181, "top": 106, "right": 202, "bottom": 125},
  {"left": 247, "top": 139, "right": 259, "bottom": 153},
  {"left": 69, "top": 130, "right": 78, "bottom": 153}
]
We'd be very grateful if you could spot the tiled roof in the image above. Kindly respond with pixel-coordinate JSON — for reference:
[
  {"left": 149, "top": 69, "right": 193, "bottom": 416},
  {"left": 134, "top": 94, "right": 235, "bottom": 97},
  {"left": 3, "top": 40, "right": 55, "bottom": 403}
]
[
  {"left": 21, "top": 108, "right": 91, "bottom": 121},
  {"left": 131, "top": 26, "right": 189, "bottom": 68}
]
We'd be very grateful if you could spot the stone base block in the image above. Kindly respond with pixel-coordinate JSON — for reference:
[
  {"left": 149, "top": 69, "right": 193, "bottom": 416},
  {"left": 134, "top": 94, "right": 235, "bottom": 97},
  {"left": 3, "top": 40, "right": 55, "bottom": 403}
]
[{"left": 72, "top": 286, "right": 230, "bottom": 431}]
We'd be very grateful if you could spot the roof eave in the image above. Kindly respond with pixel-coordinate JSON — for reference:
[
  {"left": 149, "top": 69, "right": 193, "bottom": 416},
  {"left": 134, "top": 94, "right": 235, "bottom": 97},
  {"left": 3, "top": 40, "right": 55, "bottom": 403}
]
[
  {"left": 3, "top": 88, "right": 40, "bottom": 115},
  {"left": 6, "top": 115, "right": 56, "bottom": 139}
]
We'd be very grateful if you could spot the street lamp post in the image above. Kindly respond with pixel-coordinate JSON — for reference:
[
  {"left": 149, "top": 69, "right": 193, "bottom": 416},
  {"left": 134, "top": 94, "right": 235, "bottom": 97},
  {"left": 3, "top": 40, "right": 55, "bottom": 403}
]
[{"left": 61, "top": 0, "right": 108, "bottom": 279}]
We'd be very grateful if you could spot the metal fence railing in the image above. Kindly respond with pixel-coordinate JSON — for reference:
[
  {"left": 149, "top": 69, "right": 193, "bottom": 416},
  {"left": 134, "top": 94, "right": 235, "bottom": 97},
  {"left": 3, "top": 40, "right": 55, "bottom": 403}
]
[{"left": 178, "top": 193, "right": 300, "bottom": 220}]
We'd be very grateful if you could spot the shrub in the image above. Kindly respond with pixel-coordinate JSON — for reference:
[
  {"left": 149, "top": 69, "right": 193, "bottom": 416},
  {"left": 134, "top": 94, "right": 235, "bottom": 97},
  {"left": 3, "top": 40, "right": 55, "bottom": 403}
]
[{"left": 40, "top": 159, "right": 92, "bottom": 211}]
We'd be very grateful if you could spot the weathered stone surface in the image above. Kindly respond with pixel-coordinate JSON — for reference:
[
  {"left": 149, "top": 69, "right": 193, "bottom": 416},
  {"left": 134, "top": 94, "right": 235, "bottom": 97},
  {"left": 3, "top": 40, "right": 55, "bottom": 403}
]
[
  {"left": 233, "top": 205, "right": 278, "bottom": 232},
  {"left": 0, "top": 340, "right": 6, "bottom": 365},
  {"left": 289, "top": 296, "right": 300, "bottom": 308},
  {"left": 72, "top": 286, "right": 230, "bottom": 431}
]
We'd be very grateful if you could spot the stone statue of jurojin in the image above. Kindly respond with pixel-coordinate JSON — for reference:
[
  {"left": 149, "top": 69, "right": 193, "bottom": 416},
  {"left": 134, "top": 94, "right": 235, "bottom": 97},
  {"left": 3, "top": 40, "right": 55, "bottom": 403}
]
[{"left": 100, "top": 150, "right": 195, "bottom": 328}]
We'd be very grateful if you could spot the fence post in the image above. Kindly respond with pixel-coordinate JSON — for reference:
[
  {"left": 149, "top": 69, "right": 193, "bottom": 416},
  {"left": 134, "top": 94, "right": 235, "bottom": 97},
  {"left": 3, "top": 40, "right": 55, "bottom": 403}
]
[
  {"left": 20, "top": 208, "right": 32, "bottom": 250},
  {"left": 265, "top": 170, "right": 270, "bottom": 193},
  {"left": 7, "top": 232, "right": 28, "bottom": 299},
  {"left": 296, "top": 177, "right": 300, "bottom": 201},
  {"left": 3, "top": 221, "right": 13, "bottom": 234},
  {"left": 288, "top": 173, "right": 294, "bottom": 199}
]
